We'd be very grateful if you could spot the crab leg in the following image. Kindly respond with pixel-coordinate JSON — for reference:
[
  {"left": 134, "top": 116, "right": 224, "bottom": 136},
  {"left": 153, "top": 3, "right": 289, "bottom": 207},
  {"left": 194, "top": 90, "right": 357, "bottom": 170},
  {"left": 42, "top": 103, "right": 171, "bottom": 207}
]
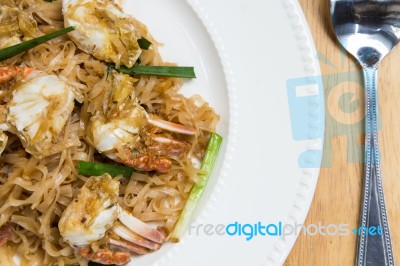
[
  {"left": 110, "top": 210, "right": 167, "bottom": 251},
  {"left": 109, "top": 238, "right": 149, "bottom": 255},
  {"left": 148, "top": 115, "right": 196, "bottom": 135},
  {"left": 112, "top": 225, "right": 161, "bottom": 251},
  {"left": 119, "top": 210, "right": 166, "bottom": 244}
]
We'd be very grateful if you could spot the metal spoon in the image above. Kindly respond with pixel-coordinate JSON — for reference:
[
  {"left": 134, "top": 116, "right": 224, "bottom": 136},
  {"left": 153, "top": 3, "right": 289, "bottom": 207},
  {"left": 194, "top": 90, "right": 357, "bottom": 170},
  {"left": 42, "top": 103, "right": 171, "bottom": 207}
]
[{"left": 330, "top": 1, "right": 399, "bottom": 265}]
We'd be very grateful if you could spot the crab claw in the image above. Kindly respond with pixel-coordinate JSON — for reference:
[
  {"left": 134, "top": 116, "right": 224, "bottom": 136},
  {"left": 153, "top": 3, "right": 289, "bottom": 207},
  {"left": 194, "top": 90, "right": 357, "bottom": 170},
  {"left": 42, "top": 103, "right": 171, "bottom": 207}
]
[
  {"left": 59, "top": 175, "right": 167, "bottom": 265},
  {"left": 123, "top": 155, "right": 172, "bottom": 173},
  {"left": 87, "top": 71, "right": 196, "bottom": 173},
  {"left": 78, "top": 247, "right": 131, "bottom": 266}
]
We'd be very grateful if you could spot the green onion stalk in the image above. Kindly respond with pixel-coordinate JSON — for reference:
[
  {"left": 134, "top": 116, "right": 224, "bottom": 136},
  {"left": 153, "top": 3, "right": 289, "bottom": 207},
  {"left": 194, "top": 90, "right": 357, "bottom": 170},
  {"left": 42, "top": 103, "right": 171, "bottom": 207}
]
[
  {"left": 0, "top": 26, "right": 75, "bottom": 61},
  {"left": 170, "top": 133, "right": 223, "bottom": 241}
]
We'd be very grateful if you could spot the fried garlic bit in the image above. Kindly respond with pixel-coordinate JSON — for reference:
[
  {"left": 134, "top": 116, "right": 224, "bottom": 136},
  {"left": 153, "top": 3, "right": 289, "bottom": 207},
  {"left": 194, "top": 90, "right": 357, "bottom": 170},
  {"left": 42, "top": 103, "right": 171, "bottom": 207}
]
[
  {"left": 59, "top": 174, "right": 166, "bottom": 265},
  {"left": 62, "top": 0, "right": 142, "bottom": 67}
]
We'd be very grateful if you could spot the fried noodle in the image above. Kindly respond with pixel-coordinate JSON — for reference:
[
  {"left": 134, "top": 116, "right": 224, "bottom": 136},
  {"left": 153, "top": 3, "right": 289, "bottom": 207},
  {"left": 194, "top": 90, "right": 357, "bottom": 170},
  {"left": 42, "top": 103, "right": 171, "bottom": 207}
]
[{"left": 0, "top": 0, "right": 219, "bottom": 265}]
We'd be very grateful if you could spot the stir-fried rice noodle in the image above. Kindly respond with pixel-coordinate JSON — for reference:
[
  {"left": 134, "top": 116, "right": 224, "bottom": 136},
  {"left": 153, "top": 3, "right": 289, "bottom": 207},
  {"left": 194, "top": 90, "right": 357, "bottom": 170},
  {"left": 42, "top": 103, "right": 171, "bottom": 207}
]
[{"left": 0, "top": 0, "right": 219, "bottom": 265}]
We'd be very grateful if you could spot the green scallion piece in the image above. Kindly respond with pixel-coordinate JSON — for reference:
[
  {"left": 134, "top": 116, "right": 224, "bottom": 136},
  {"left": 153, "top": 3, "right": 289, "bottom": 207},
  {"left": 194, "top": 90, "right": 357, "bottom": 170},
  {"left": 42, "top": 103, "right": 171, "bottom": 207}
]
[
  {"left": 138, "top": 37, "right": 152, "bottom": 50},
  {"left": 117, "top": 65, "right": 196, "bottom": 78},
  {"left": 77, "top": 161, "right": 135, "bottom": 178},
  {"left": 170, "top": 133, "right": 223, "bottom": 241},
  {"left": 0, "top": 26, "right": 74, "bottom": 62}
]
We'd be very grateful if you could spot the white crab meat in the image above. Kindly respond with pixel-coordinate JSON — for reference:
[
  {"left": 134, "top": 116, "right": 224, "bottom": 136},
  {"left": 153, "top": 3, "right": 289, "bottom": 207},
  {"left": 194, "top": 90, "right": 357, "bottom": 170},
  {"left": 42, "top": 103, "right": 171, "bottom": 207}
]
[
  {"left": 62, "top": 0, "right": 142, "bottom": 67},
  {"left": 90, "top": 105, "right": 147, "bottom": 153},
  {"left": 87, "top": 71, "right": 148, "bottom": 158},
  {"left": 6, "top": 71, "right": 75, "bottom": 158},
  {"left": 59, "top": 175, "right": 120, "bottom": 246}
]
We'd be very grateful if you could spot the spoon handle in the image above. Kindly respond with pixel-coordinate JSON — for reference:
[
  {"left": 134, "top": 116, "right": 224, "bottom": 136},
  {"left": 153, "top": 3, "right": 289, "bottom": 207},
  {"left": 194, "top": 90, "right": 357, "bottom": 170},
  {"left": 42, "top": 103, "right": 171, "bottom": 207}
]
[{"left": 357, "top": 67, "right": 395, "bottom": 266}]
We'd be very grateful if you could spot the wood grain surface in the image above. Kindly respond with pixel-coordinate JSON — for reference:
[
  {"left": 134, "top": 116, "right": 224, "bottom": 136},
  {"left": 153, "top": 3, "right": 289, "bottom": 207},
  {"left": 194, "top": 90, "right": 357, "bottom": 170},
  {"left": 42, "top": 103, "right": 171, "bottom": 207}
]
[{"left": 285, "top": 0, "right": 400, "bottom": 265}]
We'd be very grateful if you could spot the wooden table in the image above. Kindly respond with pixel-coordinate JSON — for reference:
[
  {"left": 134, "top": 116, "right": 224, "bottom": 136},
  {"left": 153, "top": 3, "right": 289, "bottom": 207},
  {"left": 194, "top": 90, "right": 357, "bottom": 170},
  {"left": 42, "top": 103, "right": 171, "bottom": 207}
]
[{"left": 285, "top": 0, "right": 400, "bottom": 265}]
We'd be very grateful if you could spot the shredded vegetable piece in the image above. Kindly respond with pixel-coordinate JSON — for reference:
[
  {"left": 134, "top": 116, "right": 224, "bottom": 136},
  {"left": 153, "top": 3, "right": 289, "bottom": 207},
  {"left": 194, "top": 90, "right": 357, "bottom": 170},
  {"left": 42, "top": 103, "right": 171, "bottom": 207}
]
[
  {"left": 114, "top": 65, "right": 196, "bottom": 78},
  {"left": 0, "top": 27, "right": 75, "bottom": 61},
  {"left": 170, "top": 133, "right": 223, "bottom": 241},
  {"left": 78, "top": 161, "right": 135, "bottom": 177}
]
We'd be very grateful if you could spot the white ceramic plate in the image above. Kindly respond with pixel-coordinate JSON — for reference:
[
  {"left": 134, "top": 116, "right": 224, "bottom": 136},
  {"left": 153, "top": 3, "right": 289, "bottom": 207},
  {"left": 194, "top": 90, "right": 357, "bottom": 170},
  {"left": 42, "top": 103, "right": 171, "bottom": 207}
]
[{"left": 123, "top": 0, "right": 324, "bottom": 265}]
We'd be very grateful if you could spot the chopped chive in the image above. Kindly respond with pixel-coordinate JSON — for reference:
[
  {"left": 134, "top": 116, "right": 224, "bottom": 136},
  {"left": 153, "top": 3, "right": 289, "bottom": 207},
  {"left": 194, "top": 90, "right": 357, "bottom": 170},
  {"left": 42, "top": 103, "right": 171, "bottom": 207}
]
[
  {"left": 0, "top": 26, "right": 74, "bottom": 62},
  {"left": 170, "top": 133, "right": 223, "bottom": 241},
  {"left": 108, "top": 64, "right": 196, "bottom": 79},
  {"left": 117, "top": 65, "right": 196, "bottom": 78},
  {"left": 77, "top": 161, "right": 135, "bottom": 178},
  {"left": 138, "top": 37, "right": 152, "bottom": 50}
]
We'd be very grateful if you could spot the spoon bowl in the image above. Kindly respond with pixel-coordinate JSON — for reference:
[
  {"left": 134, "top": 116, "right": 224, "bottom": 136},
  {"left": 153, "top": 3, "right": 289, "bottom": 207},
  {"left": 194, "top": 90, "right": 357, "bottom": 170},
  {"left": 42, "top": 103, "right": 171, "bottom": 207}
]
[{"left": 331, "top": 1, "right": 400, "bottom": 66}]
